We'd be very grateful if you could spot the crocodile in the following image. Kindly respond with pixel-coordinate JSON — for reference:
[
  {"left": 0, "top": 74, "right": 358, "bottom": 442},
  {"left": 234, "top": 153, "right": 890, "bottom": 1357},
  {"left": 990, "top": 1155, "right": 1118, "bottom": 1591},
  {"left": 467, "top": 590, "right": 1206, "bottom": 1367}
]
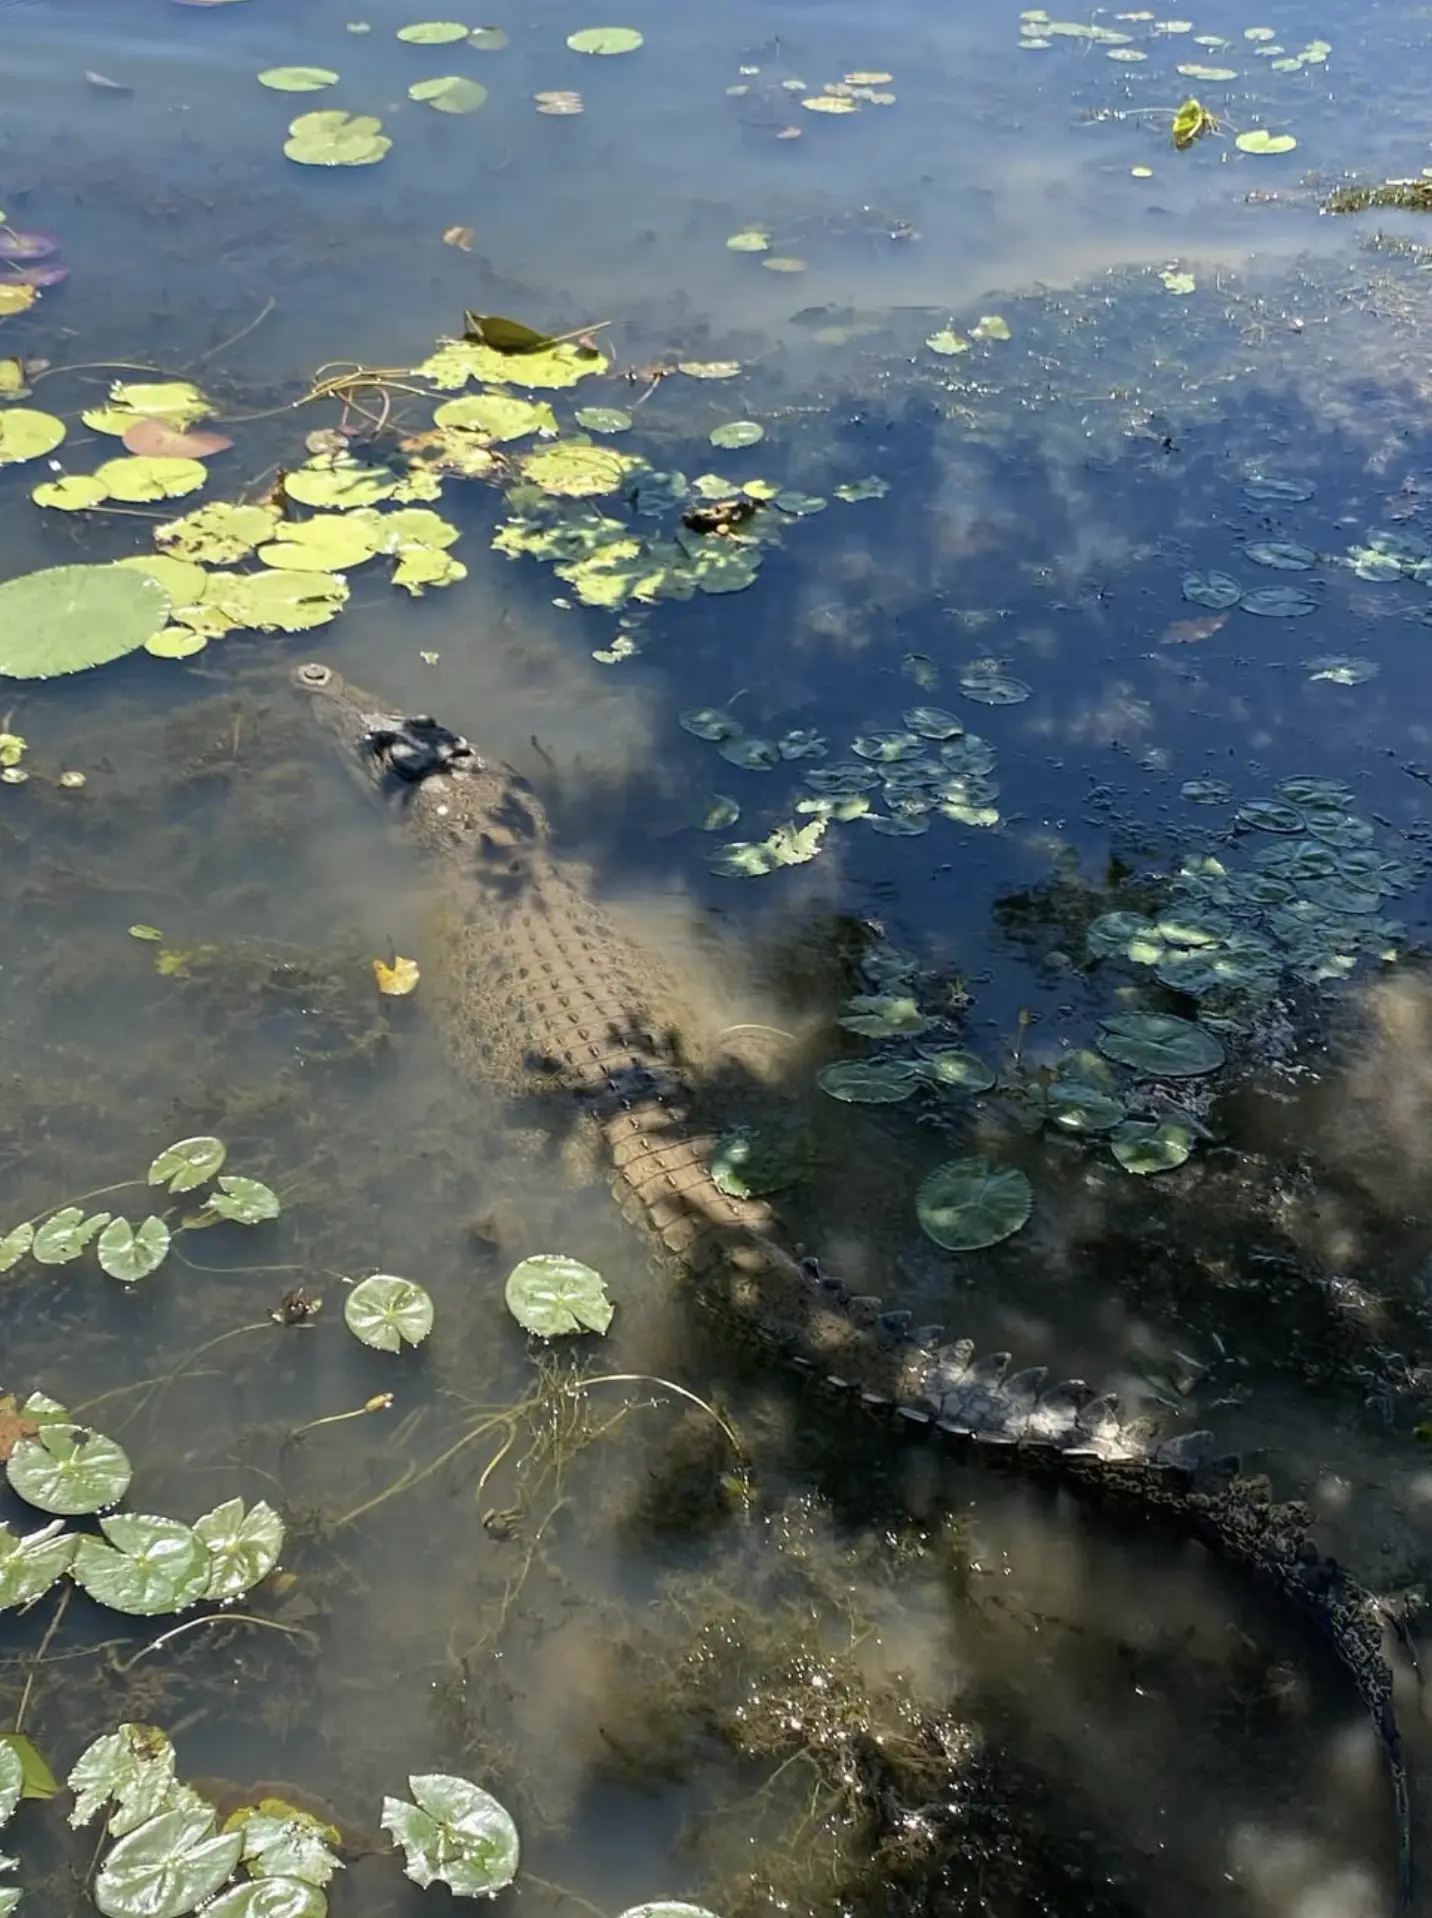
[{"left": 292, "top": 660, "right": 1414, "bottom": 1912}]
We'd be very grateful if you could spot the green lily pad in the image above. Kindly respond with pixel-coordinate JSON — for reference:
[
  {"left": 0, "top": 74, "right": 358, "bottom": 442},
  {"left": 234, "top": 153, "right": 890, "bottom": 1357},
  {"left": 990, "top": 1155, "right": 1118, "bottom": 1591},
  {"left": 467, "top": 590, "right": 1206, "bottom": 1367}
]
[
  {"left": 7, "top": 1424, "right": 132, "bottom": 1516},
  {"left": 285, "top": 457, "right": 400, "bottom": 508},
  {"left": 573, "top": 406, "right": 632, "bottom": 433},
  {"left": 1181, "top": 570, "right": 1242, "bottom": 609},
  {"left": 523, "top": 442, "right": 631, "bottom": 496},
  {"left": 916, "top": 1158, "right": 1033, "bottom": 1251},
  {"left": 816, "top": 1059, "right": 921, "bottom": 1103},
  {"left": 421, "top": 339, "right": 606, "bottom": 390},
  {"left": 1238, "top": 799, "right": 1304, "bottom": 833},
  {"left": 285, "top": 109, "right": 391, "bottom": 166},
  {"left": 1242, "top": 474, "right": 1313, "bottom": 502},
  {"left": 709, "top": 420, "right": 764, "bottom": 449},
  {"left": 717, "top": 735, "right": 779, "bottom": 770},
  {"left": 224, "top": 1801, "right": 341, "bottom": 1888},
  {"left": 1243, "top": 539, "right": 1315, "bottom": 570},
  {"left": 0, "top": 410, "right": 66, "bottom": 465},
  {"left": 258, "top": 516, "right": 381, "bottom": 572},
  {"left": 1241, "top": 584, "right": 1317, "bottom": 617},
  {"left": 0, "top": 1734, "right": 56, "bottom": 1808},
  {"left": 0, "top": 1521, "right": 77, "bottom": 1610},
  {"left": 33, "top": 474, "right": 110, "bottom": 511},
  {"left": 1086, "top": 910, "right": 1155, "bottom": 959},
  {"left": 382, "top": 1775, "right": 520, "bottom": 1897},
  {"left": 926, "top": 329, "right": 970, "bottom": 356},
  {"left": 1235, "top": 129, "right": 1296, "bottom": 153},
  {"left": 505, "top": 1253, "right": 613, "bottom": 1336},
  {"left": 156, "top": 501, "right": 280, "bottom": 565},
  {"left": 566, "top": 26, "right": 644, "bottom": 53},
  {"left": 678, "top": 707, "right": 743, "bottom": 742},
  {"left": 398, "top": 21, "right": 471, "bottom": 41},
  {"left": 959, "top": 665, "right": 1030, "bottom": 705},
  {"left": 73, "top": 1514, "right": 212, "bottom": 1617},
  {"left": 32, "top": 1207, "right": 112, "bottom": 1264},
  {"left": 68, "top": 1726, "right": 181, "bottom": 1834},
  {"left": 726, "top": 229, "right": 770, "bottom": 252},
  {"left": 1306, "top": 655, "right": 1376, "bottom": 685},
  {"left": 409, "top": 75, "right": 489, "bottom": 111},
  {"left": 902, "top": 706, "right": 963, "bottom": 739},
  {"left": 0, "top": 1225, "right": 32, "bottom": 1274},
  {"left": 1180, "top": 778, "right": 1232, "bottom": 804},
  {"left": 83, "top": 381, "right": 214, "bottom": 435},
  {"left": 837, "top": 993, "right": 934, "bottom": 1037},
  {"left": 96, "top": 1216, "right": 171, "bottom": 1284},
  {"left": 94, "top": 1804, "right": 243, "bottom": 1918},
  {"left": 1097, "top": 1011, "right": 1225, "bottom": 1077},
  {"left": 0, "top": 565, "right": 170, "bottom": 680},
  {"left": 202, "top": 1880, "right": 327, "bottom": 1918},
  {"left": 1044, "top": 1082, "right": 1126, "bottom": 1132},
  {"left": 710, "top": 1122, "right": 808, "bottom": 1197},
  {"left": 834, "top": 476, "right": 890, "bottom": 502},
  {"left": 258, "top": 67, "right": 340, "bottom": 90},
  {"left": 917, "top": 1048, "right": 997, "bottom": 1092},
  {"left": 344, "top": 1275, "right": 435, "bottom": 1351},
  {"left": 0, "top": 1742, "right": 19, "bottom": 1827},
  {"left": 433, "top": 393, "right": 555, "bottom": 443},
  {"left": 148, "top": 1135, "right": 226, "bottom": 1193},
  {"left": 206, "top": 1176, "right": 281, "bottom": 1225},
  {"left": 1110, "top": 1119, "right": 1193, "bottom": 1173},
  {"left": 617, "top": 1907, "right": 720, "bottom": 1918},
  {"left": 207, "top": 569, "right": 349, "bottom": 633},
  {"left": 93, "top": 457, "right": 207, "bottom": 503},
  {"left": 194, "top": 1497, "right": 284, "bottom": 1602}
]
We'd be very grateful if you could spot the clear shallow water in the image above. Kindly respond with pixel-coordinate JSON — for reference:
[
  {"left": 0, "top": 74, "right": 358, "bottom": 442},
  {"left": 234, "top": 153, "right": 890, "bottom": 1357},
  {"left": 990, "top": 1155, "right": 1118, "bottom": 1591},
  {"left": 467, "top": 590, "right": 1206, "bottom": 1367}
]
[{"left": 2, "top": 1, "right": 1432, "bottom": 1915}]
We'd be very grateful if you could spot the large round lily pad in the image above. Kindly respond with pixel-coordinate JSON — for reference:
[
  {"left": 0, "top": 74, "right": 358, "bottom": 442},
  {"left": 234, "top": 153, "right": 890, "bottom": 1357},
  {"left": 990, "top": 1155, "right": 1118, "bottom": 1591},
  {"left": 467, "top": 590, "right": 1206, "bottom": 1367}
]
[
  {"left": 382, "top": 1774, "right": 519, "bottom": 1897},
  {"left": 1096, "top": 1012, "right": 1225, "bottom": 1078},
  {"left": 505, "top": 1254, "right": 613, "bottom": 1336},
  {"left": 916, "top": 1157, "right": 1032, "bottom": 1251},
  {"left": 7, "top": 1425, "right": 132, "bottom": 1516},
  {"left": 816, "top": 1059, "right": 920, "bottom": 1103},
  {"left": 0, "top": 565, "right": 169, "bottom": 679}
]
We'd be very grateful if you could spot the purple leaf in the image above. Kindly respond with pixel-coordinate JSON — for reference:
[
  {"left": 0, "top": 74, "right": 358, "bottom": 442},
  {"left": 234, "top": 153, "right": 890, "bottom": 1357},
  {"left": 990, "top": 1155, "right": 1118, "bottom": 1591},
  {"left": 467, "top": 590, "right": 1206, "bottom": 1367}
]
[
  {"left": 0, "top": 231, "right": 61, "bottom": 262},
  {"left": 0, "top": 264, "right": 69, "bottom": 286}
]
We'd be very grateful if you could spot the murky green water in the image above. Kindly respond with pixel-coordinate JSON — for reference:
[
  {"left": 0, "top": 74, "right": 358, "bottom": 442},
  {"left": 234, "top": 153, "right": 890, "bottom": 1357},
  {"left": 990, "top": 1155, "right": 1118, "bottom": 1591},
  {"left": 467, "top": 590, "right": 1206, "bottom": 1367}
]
[{"left": 3, "top": 2, "right": 1432, "bottom": 1915}]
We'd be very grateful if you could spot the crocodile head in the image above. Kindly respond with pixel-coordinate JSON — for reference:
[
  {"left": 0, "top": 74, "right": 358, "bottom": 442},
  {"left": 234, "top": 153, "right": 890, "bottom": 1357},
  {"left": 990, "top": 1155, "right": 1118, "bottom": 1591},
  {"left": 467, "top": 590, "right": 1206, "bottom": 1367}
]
[{"left": 292, "top": 661, "right": 548, "bottom": 854}]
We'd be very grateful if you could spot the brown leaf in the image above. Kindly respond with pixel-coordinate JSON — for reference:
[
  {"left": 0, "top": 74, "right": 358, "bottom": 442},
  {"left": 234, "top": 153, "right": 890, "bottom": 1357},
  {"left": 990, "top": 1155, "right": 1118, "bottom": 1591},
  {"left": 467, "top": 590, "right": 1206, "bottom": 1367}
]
[
  {"left": 0, "top": 1396, "right": 39, "bottom": 1463},
  {"left": 1160, "top": 612, "right": 1228, "bottom": 646},
  {"left": 443, "top": 225, "right": 475, "bottom": 252},
  {"left": 121, "top": 417, "right": 233, "bottom": 459}
]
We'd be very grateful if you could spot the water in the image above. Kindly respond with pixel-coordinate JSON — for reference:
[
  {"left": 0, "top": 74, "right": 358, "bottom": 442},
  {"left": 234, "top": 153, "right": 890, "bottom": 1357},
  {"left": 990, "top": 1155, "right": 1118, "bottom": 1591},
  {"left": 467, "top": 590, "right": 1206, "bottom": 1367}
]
[{"left": 2, "top": 0, "right": 1432, "bottom": 1914}]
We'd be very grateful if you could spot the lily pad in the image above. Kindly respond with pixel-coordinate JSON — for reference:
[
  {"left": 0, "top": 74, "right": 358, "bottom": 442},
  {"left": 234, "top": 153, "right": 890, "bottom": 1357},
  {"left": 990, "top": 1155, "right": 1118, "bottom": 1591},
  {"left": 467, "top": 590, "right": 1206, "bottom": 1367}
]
[
  {"left": 716, "top": 735, "right": 779, "bottom": 770},
  {"left": 1306, "top": 655, "right": 1376, "bottom": 685},
  {"left": 679, "top": 707, "right": 743, "bottom": 742},
  {"left": 0, "top": 1225, "right": 33, "bottom": 1275},
  {"left": 0, "top": 1521, "right": 77, "bottom": 1610},
  {"left": 1241, "top": 584, "right": 1317, "bottom": 617},
  {"left": 225, "top": 1801, "right": 341, "bottom": 1888},
  {"left": 504, "top": 1253, "right": 613, "bottom": 1336},
  {"left": 73, "top": 1514, "right": 212, "bottom": 1617},
  {"left": 258, "top": 517, "right": 381, "bottom": 573},
  {"left": 205, "top": 1176, "right": 281, "bottom": 1225},
  {"left": 1242, "top": 474, "right": 1314, "bottom": 502},
  {"left": 709, "top": 420, "right": 764, "bottom": 449},
  {"left": 194, "top": 1497, "right": 284, "bottom": 1602},
  {"left": 0, "top": 410, "right": 66, "bottom": 465},
  {"left": 7, "top": 1425, "right": 132, "bottom": 1516},
  {"left": 566, "top": 26, "right": 643, "bottom": 53},
  {"left": 96, "top": 1216, "right": 171, "bottom": 1284},
  {"left": 1044, "top": 1083, "right": 1126, "bottom": 1133},
  {"left": 1097, "top": 1011, "right": 1225, "bottom": 1078},
  {"left": 523, "top": 442, "right": 631, "bottom": 496},
  {"left": 959, "top": 664, "right": 1030, "bottom": 705},
  {"left": 574, "top": 406, "right": 632, "bottom": 434},
  {"left": 1181, "top": 570, "right": 1242, "bottom": 610},
  {"left": 68, "top": 1727, "right": 181, "bottom": 1834},
  {"left": 1243, "top": 539, "right": 1315, "bottom": 570},
  {"left": 0, "top": 565, "right": 170, "bottom": 680},
  {"left": 148, "top": 1135, "right": 226, "bottom": 1193},
  {"left": 397, "top": 21, "right": 471, "bottom": 42},
  {"left": 258, "top": 67, "right": 339, "bottom": 90},
  {"left": 382, "top": 1775, "right": 520, "bottom": 1897},
  {"left": 816, "top": 1059, "right": 921, "bottom": 1103},
  {"left": 156, "top": 502, "right": 280, "bottom": 565},
  {"left": 917, "top": 1048, "right": 997, "bottom": 1092},
  {"left": 94, "top": 1804, "right": 242, "bottom": 1918},
  {"left": 902, "top": 706, "right": 963, "bottom": 739},
  {"left": 916, "top": 1158, "right": 1033, "bottom": 1251},
  {"left": 32, "top": 1208, "right": 112, "bottom": 1264},
  {"left": 409, "top": 75, "right": 488, "bottom": 111},
  {"left": 1237, "top": 799, "right": 1303, "bottom": 833},
  {"left": 1180, "top": 778, "right": 1232, "bottom": 804},
  {"left": 285, "top": 110, "right": 391, "bottom": 166},
  {"left": 1110, "top": 1119, "right": 1193, "bottom": 1173},
  {"left": 344, "top": 1275, "right": 435, "bottom": 1351},
  {"left": 202, "top": 1880, "right": 327, "bottom": 1918},
  {"left": 207, "top": 570, "right": 348, "bottom": 633},
  {"left": 1235, "top": 129, "right": 1296, "bottom": 153},
  {"left": 837, "top": 993, "right": 934, "bottom": 1037}
]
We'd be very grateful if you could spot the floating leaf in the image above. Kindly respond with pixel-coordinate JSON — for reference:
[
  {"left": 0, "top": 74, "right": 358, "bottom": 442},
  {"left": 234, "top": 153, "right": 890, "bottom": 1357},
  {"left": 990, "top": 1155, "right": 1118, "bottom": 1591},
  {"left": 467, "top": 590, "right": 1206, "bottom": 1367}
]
[
  {"left": 725, "top": 229, "right": 770, "bottom": 252},
  {"left": 816, "top": 1059, "right": 921, "bottom": 1103},
  {"left": 1243, "top": 539, "right": 1315, "bottom": 570},
  {"left": 0, "top": 1521, "right": 76, "bottom": 1610},
  {"left": 0, "top": 565, "right": 169, "bottom": 681},
  {"left": 1237, "top": 799, "right": 1304, "bottom": 833},
  {"left": 716, "top": 735, "right": 778, "bottom": 770},
  {"left": 434, "top": 392, "right": 557, "bottom": 440},
  {"left": 523, "top": 442, "right": 631, "bottom": 496},
  {"left": 382, "top": 1775, "right": 520, "bottom": 1897},
  {"left": 373, "top": 954, "right": 421, "bottom": 996},
  {"left": 678, "top": 360, "right": 742, "bottom": 379},
  {"left": 1044, "top": 1083, "right": 1126, "bottom": 1132},
  {"left": 835, "top": 476, "right": 890, "bottom": 501},
  {"left": 206, "top": 1176, "right": 280, "bottom": 1225},
  {"left": 709, "top": 420, "right": 764, "bottom": 449},
  {"left": 285, "top": 110, "right": 391, "bottom": 166},
  {"left": 566, "top": 26, "right": 643, "bottom": 52},
  {"left": 73, "top": 1514, "right": 212, "bottom": 1617},
  {"left": 93, "top": 456, "right": 206, "bottom": 503},
  {"left": 1305, "top": 654, "right": 1376, "bottom": 685},
  {"left": 573, "top": 406, "right": 632, "bottom": 434},
  {"left": 1111, "top": 1119, "right": 1193, "bottom": 1173},
  {"left": 959, "top": 666, "right": 1030, "bottom": 705},
  {"left": 616, "top": 1904, "right": 720, "bottom": 1918},
  {"left": 1235, "top": 129, "right": 1296, "bottom": 154},
  {"left": 344, "top": 1275, "right": 435, "bottom": 1351},
  {"left": 32, "top": 1207, "right": 112, "bottom": 1264},
  {"left": 926, "top": 329, "right": 970, "bottom": 356},
  {"left": 206, "top": 569, "right": 348, "bottom": 634},
  {"left": 1097, "top": 1011, "right": 1225, "bottom": 1078},
  {"left": 409, "top": 75, "right": 488, "bottom": 111},
  {"left": 96, "top": 1216, "right": 171, "bottom": 1284},
  {"left": 837, "top": 993, "right": 933, "bottom": 1037},
  {"left": 0, "top": 1225, "right": 33, "bottom": 1275},
  {"left": 202, "top": 1882, "right": 326, "bottom": 1918},
  {"left": 193, "top": 1498, "right": 284, "bottom": 1602},
  {"left": 68, "top": 1726, "right": 180, "bottom": 1834},
  {"left": 0, "top": 410, "right": 65, "bottom": 465},
  {"left": 94, "top": 1805, "right": 243, "bottom": 1918},
  {"left": 971, "top": 314, "right": 1011, "bottom": 341},
  {"left": 1181, "top": 570, "right": 1242, "bottom": 610},
  {"left": 149, "top": 1135, "right": 226, "bottom": 1193},
  {"left": 504, "top": 1254, "right": 612, "bottom": 1337},
  {"left": 1242, "top": 584, "right": 1317, "bottom": 616},
  {"left": 225, "top": 1801, "right": 341, "bottom": 1888},
  {"left": 397, "top": 20, "right": 471, "bottom": 41},
  {"left": 156, "top": 502, "right": 280, "bottom": 565},
  {"left": 916, "top": 1158, "right": 1033, "bottom": 1251},
  {"left": 679, "top": 707, "right": 743, "bottom": 742},
  {"left": 1242, "top": 474, "right": 1313, "bottom": 502},
  {"left": 258, "top": 67, "right": 339, "bottom": 90},
  {"left": 917, "top": 1048, "right": 997, "bottom": 1092},
  {"left": 7, "top": 1425, "right": 132, "bottom": 1516}
]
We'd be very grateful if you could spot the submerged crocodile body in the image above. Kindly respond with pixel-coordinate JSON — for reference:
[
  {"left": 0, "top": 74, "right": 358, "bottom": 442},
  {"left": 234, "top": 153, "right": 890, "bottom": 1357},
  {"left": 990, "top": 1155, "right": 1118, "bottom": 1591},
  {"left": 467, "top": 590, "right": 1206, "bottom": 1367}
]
[{"left": 293, "top": 661, "right": 1413, "bottom": 1911}]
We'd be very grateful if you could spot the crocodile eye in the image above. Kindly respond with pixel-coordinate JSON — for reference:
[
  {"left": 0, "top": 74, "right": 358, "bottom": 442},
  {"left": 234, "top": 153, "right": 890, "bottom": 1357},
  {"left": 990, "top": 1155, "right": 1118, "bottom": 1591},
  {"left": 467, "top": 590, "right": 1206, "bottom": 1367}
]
[{"left": 296, "top": 662, "right": 332, "bottom": 687}]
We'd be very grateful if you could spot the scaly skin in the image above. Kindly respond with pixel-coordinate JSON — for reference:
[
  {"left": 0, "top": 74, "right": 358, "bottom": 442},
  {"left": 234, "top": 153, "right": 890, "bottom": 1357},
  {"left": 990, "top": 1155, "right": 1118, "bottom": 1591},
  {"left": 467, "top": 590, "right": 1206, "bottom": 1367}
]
[{"left": 294, "top": 662, "right": 1412, "bottom": 1911}]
